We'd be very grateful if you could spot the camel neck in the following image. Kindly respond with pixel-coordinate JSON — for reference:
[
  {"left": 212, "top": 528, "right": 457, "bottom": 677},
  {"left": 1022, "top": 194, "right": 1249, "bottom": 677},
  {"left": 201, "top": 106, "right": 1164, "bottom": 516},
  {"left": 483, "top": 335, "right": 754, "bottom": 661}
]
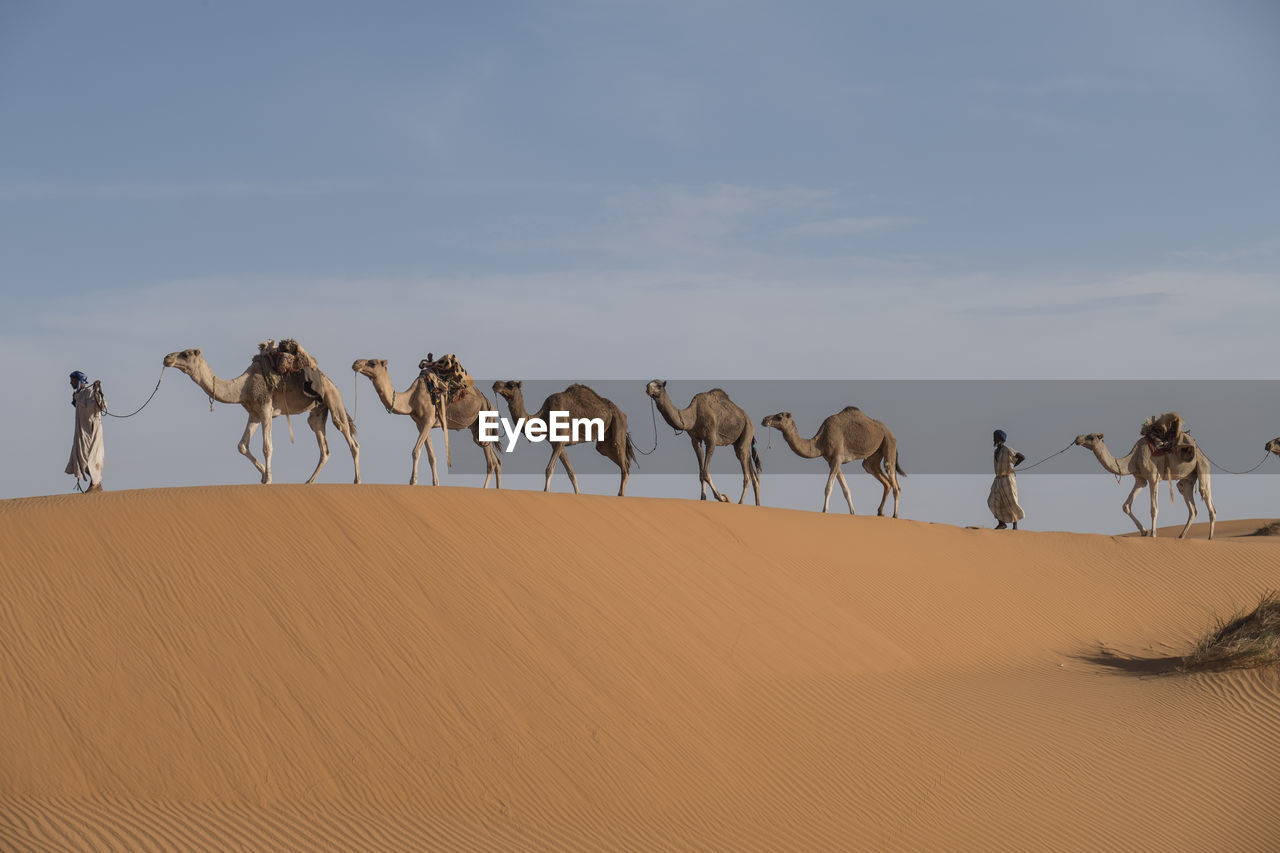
[
  {"left": 503, "top": 388, "right": 532, "bottom": 422},
  {"left": 1090, "top": 442, "right": 1129, "bottom": 476},
  {"left": 195, "top": 363, "right": 249, "bottom": 404},
  {"left": 778, "top": 423, "right": 823, "bottom": 459},
  {"left": 653, "top": 391, "right": 695, "bottom": 432},
  {"left": 368, "top": 370, "right": 415, "bottom": 415}
]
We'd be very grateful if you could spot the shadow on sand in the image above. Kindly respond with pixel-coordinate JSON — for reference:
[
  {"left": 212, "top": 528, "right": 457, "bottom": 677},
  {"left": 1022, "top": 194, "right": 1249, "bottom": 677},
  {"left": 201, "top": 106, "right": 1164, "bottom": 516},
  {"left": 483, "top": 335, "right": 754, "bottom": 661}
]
[{"left": 1073, "top": 647, "right": 1184, "bottom": 677}]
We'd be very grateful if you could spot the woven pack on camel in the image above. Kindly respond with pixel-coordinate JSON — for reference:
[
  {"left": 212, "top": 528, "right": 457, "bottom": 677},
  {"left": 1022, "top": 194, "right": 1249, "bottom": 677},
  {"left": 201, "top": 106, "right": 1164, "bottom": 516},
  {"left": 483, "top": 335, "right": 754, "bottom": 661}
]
[
  {"left": 417, "top": 352, "right": 475, "bottom": 469},
  {"left": 1140, "top": 411, "right": 1192, "bottom": 457},
  {"left": 255, "top": 338, "right": 324, "bottom": 400},
  {"left": 418, "top": 353, "right": 475, "bottom": 404}
]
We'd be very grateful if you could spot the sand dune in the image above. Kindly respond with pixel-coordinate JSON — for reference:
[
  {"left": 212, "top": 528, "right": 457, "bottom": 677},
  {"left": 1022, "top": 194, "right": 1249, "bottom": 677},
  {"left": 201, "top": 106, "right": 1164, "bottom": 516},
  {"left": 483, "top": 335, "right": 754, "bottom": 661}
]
[{"left": 2, "top": 485, "right": 1278, "bottom": 851}]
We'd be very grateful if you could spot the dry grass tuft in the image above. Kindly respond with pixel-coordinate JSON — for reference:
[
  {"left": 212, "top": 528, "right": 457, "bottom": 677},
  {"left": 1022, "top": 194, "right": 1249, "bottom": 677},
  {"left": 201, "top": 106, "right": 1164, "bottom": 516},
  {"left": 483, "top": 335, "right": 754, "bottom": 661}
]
[
  {"left": 1179, "top": 591, "right": 1280, "bottom": 672},
  {"left": 1249, "top": 520, "right": 1280, "bottom": 537}
]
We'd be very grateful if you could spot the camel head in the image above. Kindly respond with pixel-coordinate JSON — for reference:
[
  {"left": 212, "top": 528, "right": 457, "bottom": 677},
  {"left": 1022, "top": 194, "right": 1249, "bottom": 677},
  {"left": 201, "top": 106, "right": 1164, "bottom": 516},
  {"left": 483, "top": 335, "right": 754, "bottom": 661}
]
[
  {"left": 761, "top": 412, "right": 794, "bottom": 431},
  {"left": 351, "top": 358, "right": 387, "bottom": 378},
  {"left": 645, "top": 380, "right": 667, "bottom": 400},
  {"left": 162, "top": 348, "right": 203, "bottom": 373},
  {"left": 492, "top": 380, "right": 522, "bottom": 402},
  {"left": 1074, "top": 433, "right": 1104, "bottom": 449},
  {"left": 1267, "top": 438, "right": 1280, "bottom": 456}
]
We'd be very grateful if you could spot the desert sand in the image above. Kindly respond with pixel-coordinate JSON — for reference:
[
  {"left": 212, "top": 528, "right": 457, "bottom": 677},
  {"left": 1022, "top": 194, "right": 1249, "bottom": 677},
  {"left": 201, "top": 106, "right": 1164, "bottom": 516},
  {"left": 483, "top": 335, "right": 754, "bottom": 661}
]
[{"left": 2, "top": 485, "right": 1278, "bottom": 851}]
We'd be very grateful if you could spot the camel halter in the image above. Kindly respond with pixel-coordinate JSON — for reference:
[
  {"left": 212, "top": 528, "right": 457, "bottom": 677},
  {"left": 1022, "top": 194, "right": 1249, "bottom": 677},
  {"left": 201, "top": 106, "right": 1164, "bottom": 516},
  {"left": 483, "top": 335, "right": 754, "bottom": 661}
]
[{"left": 636, "top": 397, "right": 662, "bottom": 456}]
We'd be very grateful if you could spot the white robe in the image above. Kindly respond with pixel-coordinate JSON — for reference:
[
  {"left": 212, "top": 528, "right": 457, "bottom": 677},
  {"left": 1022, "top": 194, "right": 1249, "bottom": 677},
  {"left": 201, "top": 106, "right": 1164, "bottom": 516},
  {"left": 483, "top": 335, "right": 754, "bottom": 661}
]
[
  {"left": 987, "top": 444, "right": 1025, "bottom": 523},
  {"left": 66, "top": 384, "right": 107, "bottom": 485}
]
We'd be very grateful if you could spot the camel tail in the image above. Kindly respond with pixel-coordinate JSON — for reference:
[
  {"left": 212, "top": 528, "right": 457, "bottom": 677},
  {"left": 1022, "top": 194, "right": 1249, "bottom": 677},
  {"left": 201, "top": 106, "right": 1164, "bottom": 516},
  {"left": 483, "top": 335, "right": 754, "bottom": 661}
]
[
  {"left": 626, "top": 432, "right": 638, "bottom": 468},
  {"left": 894, "top": 454, "right": 906, "bottom": 478},
  {"left": 751, "top": 438, "right": 762, "bottom": 475}
]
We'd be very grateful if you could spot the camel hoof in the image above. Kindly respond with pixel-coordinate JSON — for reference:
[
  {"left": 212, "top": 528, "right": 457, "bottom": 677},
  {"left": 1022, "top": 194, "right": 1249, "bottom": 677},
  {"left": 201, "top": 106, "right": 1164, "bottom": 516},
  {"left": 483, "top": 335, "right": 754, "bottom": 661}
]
[{"left": 717, "top": 495, "right": 730, "bottom": 503}]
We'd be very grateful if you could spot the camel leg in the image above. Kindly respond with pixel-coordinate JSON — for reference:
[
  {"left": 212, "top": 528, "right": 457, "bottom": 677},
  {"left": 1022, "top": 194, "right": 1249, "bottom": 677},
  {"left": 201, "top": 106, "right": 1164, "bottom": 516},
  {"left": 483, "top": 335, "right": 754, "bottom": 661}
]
[
  {"left": 337, "top": 415, "right": 360, "bottom": 485},
  {"left": 238, "top": 419, "right": 268, "bottom": 482},
  {"left": 469, "top": 422, "right": 498, "bottom": 489},
  {"left": 746, "top": 438, "right": 762, "bottom": 506},
  {"left": 735, "top": 440, "right": 753, "bottom": 505},
  {"left": 260, "top": 412, "right": 275, "bottom": 484},
  {"left": 305, "top": 408, "right": 331, "bottom": 484},
  {"left": 701, "top": 441, "right": 728, "bottom": 502},
  {"left": 547, "top": 443, "right": 580, "bottom": 494},
  {"left": 413, "top": 422, "right": 437, "bottom": 486},
  {"left": 1175, "top": 478, "right": 1197, "bottom": 539},
  {"left": 836, "top": 467, "right": 856, "bottom": 514},
  {"left": 489, "top": 440, "right": 503, "bottom": 489},
  {"left": 560, "top": 446, "right": 581, "bottom": 494},
  {"left": 318, "top": 386, "right": 360, "bottom": 484},
  {"left": 1200, "top": 478, "right": 1216, "bottom": 541},
  {"left": 1121, "top": 480, "right": 1148, "bottom": 536},
  {"left": 595, "top": 432, "right": 630, "bottom": 497},
  {"left": 616, "top": 445, "right": 629, "bottom": 497},
  {"left": 822, "top": 461, "right": 840, "bottom": 513},
  {"left": 887, "top": 449, "right": 902, "bottom": 519},
  {"left": 862, "top": 455, "right": 892, "bottom": 517},
  {"left": 691, "top": 437, "right": 709, "bottom": 500},
  {"left": 1149, "top": 480, "right": 1160, "bottom": 538}
]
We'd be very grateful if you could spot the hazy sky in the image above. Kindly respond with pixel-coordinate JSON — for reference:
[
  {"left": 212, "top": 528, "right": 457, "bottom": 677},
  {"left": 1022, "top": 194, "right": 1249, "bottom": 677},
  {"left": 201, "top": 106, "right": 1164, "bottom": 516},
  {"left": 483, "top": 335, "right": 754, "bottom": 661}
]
[{"left": 3, "top": 1, "right": 1278, "bottom": 530}]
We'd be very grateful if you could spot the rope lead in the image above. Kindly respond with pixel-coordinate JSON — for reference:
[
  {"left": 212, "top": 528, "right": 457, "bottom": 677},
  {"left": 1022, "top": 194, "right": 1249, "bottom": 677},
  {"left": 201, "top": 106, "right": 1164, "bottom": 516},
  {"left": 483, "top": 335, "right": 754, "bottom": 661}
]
[{"left": 104, "top": 366, "right": 166, "bottom": 419}]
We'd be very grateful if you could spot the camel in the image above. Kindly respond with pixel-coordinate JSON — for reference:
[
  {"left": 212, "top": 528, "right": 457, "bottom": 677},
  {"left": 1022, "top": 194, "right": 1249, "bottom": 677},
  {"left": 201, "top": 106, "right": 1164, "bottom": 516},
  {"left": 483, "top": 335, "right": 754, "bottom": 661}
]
[
  {"left": 162, "top": 348, "right": 360, "bottom": 484},
  {"left": 1073, "top": 433, "right": 1216, "bottom": 539},
  {"left": 760, "top": 408, "right": 904, "bottom": 516},
  {"left": 492, "top": 381, "right": 636, "bottom": 496},
  {"left": 645, "top": 380, "right": 761, "bottom": 505},
  {"left": 1267, "top": 438, "right": 1280, "bottom": 458},
  {"left": 351, "top": 358, "right": 502, "bottom": 488}
]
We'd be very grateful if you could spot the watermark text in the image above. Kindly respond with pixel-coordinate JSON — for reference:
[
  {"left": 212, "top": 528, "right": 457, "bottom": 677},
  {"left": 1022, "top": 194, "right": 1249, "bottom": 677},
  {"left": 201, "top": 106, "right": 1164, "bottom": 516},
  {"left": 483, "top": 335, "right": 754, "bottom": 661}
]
[{"left": 478, "top": 411, "right": 605, "bottom": 452}]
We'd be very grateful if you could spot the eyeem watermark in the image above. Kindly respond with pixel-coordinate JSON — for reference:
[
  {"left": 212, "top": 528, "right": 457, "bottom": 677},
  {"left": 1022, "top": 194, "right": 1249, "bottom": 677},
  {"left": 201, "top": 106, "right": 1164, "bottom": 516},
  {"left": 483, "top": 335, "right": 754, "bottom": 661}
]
[
  {"left": 446, "top": 379, "right": 1280, "bottom": 475},
  {"left": 478, "top": 411, "right": 605, "bottom": 452}
]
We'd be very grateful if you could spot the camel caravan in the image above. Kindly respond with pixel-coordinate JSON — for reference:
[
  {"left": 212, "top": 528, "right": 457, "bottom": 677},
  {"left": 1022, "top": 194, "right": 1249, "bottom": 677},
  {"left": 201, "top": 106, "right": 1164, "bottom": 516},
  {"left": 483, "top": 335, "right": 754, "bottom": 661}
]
[{"left": 160, "top": 343, "right": 1265, "bottom": 540}]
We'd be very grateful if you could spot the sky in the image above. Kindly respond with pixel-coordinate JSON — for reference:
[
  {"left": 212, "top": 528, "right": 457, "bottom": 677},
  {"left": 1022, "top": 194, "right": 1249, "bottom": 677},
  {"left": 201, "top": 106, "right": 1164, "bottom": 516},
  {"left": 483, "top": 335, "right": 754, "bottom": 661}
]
[{"left": 2, "top": 1, "right": 1278, "bottom": 531}]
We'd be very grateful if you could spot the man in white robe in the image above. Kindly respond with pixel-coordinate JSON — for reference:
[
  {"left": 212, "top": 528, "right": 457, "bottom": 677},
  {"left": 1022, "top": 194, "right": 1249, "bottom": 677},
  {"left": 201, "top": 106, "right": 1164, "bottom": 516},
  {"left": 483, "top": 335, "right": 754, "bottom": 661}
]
[
  {"left": 66, "top": 370, "right": 107, "bottom": 492},
  {"left": 988, "top": 429, "right": 1025, "bottom": 529}
]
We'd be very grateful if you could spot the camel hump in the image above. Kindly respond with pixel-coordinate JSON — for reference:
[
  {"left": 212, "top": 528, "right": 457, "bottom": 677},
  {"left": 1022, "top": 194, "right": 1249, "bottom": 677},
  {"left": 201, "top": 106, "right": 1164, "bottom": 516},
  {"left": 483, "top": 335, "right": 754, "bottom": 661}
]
[
  {"left": 839, "top": 405, "right": 863, "bottom": 415},
  {"left": 564, "top": 383, "right": 609, "bottom": 405}
]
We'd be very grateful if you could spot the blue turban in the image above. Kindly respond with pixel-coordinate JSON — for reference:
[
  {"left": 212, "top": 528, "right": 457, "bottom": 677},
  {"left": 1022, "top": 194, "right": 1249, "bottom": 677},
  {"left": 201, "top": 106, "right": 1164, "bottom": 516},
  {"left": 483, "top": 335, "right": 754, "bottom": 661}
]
[
  {"left": 993, "top": 429, "right": 1007, "bottom": 443},
  {"left": 70, "top": 370, "right": 89, "bottom": 385}
]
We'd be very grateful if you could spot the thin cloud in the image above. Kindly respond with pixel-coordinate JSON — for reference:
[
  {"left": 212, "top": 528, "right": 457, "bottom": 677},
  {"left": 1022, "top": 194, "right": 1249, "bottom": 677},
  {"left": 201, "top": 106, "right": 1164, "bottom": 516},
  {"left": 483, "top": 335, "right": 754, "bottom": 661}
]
[
  {"left": 783, "top": 217, "right": 917, "bottom": 238},
  {"left": 972, "top": 75, "right": 1150, "bottom": 96},
  {"left": 964, "top": 291, "right": 1170, "bottom": 317},
  {"left": 0, "top": 179, "right": 371, "bottom": 201}
]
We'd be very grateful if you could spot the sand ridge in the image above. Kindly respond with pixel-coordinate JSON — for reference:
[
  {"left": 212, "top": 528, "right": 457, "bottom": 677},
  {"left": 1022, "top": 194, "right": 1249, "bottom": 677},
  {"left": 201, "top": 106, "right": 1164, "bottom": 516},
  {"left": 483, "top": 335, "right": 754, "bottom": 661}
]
[{"left": 2, "top": 485, "right": 1278, "bottom": 850}]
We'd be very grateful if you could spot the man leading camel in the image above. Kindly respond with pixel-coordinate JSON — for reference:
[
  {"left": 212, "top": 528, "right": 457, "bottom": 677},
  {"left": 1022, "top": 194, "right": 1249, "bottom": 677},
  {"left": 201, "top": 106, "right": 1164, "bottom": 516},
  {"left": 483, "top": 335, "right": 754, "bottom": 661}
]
[
  {"left": 66, "top": 370, "right": 107, "bottom": 493},
  {"left": 988, "top": 429, "right": 1025, "bottom": 530}
]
